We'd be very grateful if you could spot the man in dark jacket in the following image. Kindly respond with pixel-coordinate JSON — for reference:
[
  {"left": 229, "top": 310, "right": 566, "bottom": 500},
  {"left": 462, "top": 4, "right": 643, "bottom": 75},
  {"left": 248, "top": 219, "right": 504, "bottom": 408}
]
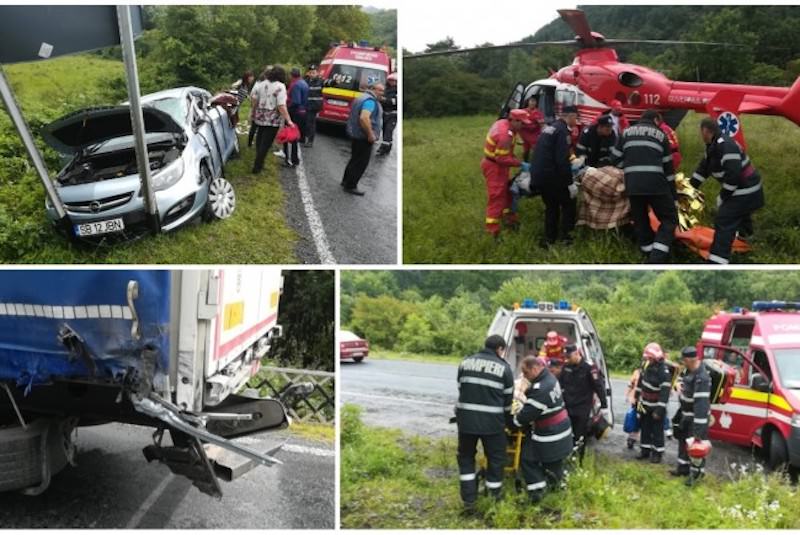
[
  {"left": 559, "top": 343, "right": 608, "bottom": 463},
  {"left": 377, "top": 73, "right": 398, "bottom": 156},
  {"left": 514, "top": 355, "right": 574, "bottom": 503},
  {"left": 341, "top": 83, "right": 384, "bottom": 196},
  {"left": 670, "top": 346, "right": 711, "bottom": 486},
  {"left": 456, "top": 334, "right": 514, "bottom": 510},
  {"left": 304, "top": 64, "right": 324, "bottom": 148},
  {"left": 690, "top": 117, "right": 764, "bottom": 264},
  {"left": 531, "top": 105, "right": 579, "bottom": 247},
  {"left": 635, "top": 342, "right": 673, "bottom": 463},
  {"left": 576, "top": 114, "right": 617, "bottom": 167},
  {"left": 610, "top": 109, "right": 676, "bottom": 263},
  {"left": 285, "top": 67, "right": 309, "bottom": 167}
]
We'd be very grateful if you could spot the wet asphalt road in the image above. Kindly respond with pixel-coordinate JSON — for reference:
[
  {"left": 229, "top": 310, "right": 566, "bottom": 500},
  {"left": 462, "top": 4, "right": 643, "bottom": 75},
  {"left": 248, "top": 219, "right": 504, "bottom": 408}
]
[
  {"left": 279, "top": 124, "right": 397, "bottom": 264},
  {"left": 0, "top": 423, "right": 334, "bottom": 529},
  {"left": 341, "top": 358, "right": 760, "bottom": 477}
]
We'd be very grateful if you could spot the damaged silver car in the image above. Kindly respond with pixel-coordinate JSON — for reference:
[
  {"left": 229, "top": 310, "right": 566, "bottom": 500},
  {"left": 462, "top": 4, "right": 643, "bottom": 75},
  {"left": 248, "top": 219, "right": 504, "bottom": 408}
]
[{"left": 42, "top": 86, "right": 238, "bottom": 240}]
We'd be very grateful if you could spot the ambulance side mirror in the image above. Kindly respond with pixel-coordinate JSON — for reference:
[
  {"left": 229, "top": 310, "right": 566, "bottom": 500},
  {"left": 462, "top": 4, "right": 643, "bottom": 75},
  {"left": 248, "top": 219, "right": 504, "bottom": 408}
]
[{"left": 751, "top": 373, "right": 771, "bottom": 393}]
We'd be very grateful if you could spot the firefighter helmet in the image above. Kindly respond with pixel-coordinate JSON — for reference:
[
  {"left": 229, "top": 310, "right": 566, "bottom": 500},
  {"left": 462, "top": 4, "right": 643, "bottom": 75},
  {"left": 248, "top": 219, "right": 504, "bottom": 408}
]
[
  {"left": 545, "top": 331, "right": 560, "bottom": 346},
  {"left": 643, "top": 342, "right": 665, "bottom": 361},
  {"left": 387, "top": 72, "right": 397, "bottom": 82},
  {"left": 686, "top": 438, "right": 712, "bottom": 459}
]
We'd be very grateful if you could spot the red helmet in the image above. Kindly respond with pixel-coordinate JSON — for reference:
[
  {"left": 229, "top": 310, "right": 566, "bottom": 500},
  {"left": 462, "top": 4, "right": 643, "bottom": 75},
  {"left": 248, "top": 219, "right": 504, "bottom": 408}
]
[
  {"left": 643, "top": 342, "right": 665, "bottom": 361},
  {"left": 610, "top": 99, "right": 623, "bottom": 112},
  {"left": 387, "top": 72, "right": 397, "bottom": 83},
  {"left": 687, "top": 439, "right": 712, "bottom": 459},
  {"left": 545, "top": 331, "right": 560, "bottom": 347}
]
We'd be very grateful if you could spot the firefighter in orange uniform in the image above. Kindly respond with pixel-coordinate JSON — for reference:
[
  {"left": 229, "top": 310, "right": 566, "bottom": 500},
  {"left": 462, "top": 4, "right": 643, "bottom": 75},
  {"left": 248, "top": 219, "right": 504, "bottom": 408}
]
[
  {"left": 482, "top": 109, "right": 530, "bottom": 238},
  {"left": 539, "top": 331, "right": 568, "bottom": 363},
  {"left": 655, "top": 112, "right": 682, "bottom": 170}
]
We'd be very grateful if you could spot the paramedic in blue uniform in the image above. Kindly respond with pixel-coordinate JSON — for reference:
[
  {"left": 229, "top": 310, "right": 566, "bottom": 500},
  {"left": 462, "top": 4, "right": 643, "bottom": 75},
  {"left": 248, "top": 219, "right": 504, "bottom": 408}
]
[
  {"left": 455, "top": 334, "right": 515, "bottom": 511},
  {"left": 690, "top": 117, "right": 764, "bottom": 264}
]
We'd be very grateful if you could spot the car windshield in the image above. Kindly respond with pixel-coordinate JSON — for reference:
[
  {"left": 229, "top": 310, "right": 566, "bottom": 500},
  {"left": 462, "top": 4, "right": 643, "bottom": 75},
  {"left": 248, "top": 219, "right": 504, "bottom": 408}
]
[
  {"left": 146, "top": 97, "right": 186, "bottom": 126},
  {"left": 327, "top": 64, "right": 386, "bottom": 91},
  {"left": 772, "top": 348, "right": 800, "bottom": 389}
]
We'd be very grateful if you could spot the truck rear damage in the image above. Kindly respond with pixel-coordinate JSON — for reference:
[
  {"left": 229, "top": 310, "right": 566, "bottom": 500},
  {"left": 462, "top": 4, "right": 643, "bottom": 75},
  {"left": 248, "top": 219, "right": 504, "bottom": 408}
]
[{"left": 0, "top": 269, "right": 302, "bottom": 497}]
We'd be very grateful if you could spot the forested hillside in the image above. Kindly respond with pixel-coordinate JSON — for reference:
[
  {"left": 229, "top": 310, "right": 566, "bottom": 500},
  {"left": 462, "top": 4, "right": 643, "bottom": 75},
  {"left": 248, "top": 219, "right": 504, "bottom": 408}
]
[
  {"left": 404, "top": 5, "right": 800, "bottom": 117},
  {"left": 341, "top": 270, "right": 800, "bottom": 372}
]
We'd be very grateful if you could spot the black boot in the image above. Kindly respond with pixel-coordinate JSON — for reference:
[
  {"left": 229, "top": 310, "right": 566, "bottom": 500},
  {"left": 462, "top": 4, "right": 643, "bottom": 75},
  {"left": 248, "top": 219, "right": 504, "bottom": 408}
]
[
  {"left": 626, "top": 438, "right": 636, "bottom": 450},
  {"left": 669, "top": 464, "right": 690, "bottom": 477},
  {"left": 528, "top": 490, "right": 543, "bottom": 504},
  {"left": 685, "top": 471, "right": 704, "bottom": 487},
  {"left": 649, "top": 451, "right": 663, "bottom": 464},
  {"left": 636, "top": 449, "right": 650, "bottom": 460}
]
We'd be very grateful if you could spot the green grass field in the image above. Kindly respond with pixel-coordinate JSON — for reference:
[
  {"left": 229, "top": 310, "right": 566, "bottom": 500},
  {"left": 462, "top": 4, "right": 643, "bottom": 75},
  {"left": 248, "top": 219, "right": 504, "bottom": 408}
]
[
  {"left": 1, "top": 55, "right": 297, "bottom": 263},
  {"left": 403, "top": 113, "right": 800, "bottom": 264},
  {"left": 341, "top": 405, "right": 799, "bottom": 529}
]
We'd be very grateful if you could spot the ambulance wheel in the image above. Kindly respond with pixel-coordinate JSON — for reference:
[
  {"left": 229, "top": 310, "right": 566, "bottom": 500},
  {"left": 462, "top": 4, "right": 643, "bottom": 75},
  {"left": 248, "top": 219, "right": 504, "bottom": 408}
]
[{"left": 767, "top": 430, "right": 789, "bottom": 472}]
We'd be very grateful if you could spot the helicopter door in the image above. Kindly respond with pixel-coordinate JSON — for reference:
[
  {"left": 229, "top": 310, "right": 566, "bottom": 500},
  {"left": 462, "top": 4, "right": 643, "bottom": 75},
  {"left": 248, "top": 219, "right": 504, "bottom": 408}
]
[{"left": 498, "top": 82, "right": 525, "bottom": 119}]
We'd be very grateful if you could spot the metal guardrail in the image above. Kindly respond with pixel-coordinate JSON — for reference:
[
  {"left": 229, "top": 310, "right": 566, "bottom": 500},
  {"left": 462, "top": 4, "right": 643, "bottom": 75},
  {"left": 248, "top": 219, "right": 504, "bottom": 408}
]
[{"left": 252, "top": 366, "right": 335, "bottom": 424}]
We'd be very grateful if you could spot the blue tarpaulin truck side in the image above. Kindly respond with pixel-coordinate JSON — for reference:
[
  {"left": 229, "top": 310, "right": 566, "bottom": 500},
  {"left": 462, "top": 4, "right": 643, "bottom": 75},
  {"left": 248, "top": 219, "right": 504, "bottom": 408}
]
[{"left": 0, "top": 269, "right": 304, "bottom": 497}]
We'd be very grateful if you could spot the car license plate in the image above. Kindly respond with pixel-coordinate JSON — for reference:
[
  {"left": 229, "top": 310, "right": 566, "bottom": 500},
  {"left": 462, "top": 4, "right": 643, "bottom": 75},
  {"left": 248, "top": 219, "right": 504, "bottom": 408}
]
[
  {"left": 327, "top": 99, "right": 349, "bottom": 107},
  {"left": 74, "top": 218, "right": 125, "bottom": 236},
  {"left": 351, "top": 352, "right": 364, "bottom": 357}
]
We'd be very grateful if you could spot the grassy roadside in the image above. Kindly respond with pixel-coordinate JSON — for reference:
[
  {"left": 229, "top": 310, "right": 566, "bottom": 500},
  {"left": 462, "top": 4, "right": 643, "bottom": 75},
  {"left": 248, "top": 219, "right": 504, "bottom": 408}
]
[
  {"left": 367, "top": 349, "right": 464, "bottom": 366},
  {"left": 291, "top": 422, "right": 335, "bottom": 444},
  {"left": 366, "top": 351, "right": 636, "bottom": 377},
  {"left": 341, "top": 404, "right": 798, "bottom": 529},
  {"left": 403, "top": 112, "right": 800, "bottom": 264},
  {"left": 1, "top": 55, "right": 298, "bottom": 263}
]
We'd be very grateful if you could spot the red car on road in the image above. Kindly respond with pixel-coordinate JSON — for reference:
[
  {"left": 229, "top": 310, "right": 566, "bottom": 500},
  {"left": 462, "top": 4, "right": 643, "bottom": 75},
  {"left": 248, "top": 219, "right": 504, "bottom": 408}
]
[{"left": 340, "top": 330, "right": 369, "bottom": 363}]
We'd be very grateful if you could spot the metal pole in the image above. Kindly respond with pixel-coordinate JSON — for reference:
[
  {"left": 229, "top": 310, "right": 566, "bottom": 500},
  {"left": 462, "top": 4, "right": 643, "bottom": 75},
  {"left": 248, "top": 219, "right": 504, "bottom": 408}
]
[
  {"left": 0, "top": 65, "right": 72, "bottom": 231},
  {"left": 117, "top": 5, "right": 159, "bottom": 233}
]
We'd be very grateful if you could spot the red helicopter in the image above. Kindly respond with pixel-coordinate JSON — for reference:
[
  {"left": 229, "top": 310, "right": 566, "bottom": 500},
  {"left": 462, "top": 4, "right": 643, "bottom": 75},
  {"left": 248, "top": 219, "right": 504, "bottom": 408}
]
[{"left": 406, "top": 8, "right": 800, "bottom": 150}]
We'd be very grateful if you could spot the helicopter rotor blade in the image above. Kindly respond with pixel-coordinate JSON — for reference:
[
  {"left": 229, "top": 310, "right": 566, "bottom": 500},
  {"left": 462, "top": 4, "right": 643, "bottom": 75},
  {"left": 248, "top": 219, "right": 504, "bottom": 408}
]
[
  {"left": 403, "top": 40, "right": 576, "bottom": 59},
  {"left": 558, "top": 9, "right": 595, "bottom": 47},
  {"left": 604, "top": 38, "right": 748, "bottom": 48}
]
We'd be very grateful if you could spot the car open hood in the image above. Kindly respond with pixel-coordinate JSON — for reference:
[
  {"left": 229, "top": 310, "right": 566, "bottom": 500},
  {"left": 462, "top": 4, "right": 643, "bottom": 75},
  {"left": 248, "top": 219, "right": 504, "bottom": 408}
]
[{"left": 41, "top": 106, "right": 184, "bottom": 154}]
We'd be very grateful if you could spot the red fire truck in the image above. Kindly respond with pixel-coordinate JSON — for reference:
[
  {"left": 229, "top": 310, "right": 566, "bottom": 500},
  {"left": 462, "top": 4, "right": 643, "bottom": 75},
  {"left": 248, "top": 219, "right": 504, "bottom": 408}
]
[
  {"left": 697, "top": 301, "right": 800, "bottom": 472},
  {"left": 316, "top": 41, "right": 393, "bottom": 125}
]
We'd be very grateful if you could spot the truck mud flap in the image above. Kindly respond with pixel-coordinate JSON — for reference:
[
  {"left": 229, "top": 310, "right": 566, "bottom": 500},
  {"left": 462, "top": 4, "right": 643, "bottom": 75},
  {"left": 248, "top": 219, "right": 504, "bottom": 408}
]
[
  {"left": 132, "top": 395, "right": 284, "bottom": 498},
  {"left": 205, "top": 393, "right": 289, "bottom": 439}
]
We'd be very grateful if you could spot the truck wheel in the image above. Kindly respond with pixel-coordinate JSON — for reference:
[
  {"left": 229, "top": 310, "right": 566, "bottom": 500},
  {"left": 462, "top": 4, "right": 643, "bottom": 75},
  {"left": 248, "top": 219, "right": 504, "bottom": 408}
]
[
  {"left": 0, "top": 419, "right": 72, "bottom": 494},
  {"left": 353, "top": 357, "right": 364, "bottom": 363},
  {"left": 768, "top": 430, "right": 789, "bottom": 472}
]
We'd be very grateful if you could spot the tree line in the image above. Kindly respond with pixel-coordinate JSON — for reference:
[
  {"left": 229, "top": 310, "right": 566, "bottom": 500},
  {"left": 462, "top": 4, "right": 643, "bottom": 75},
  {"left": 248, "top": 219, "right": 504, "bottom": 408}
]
[
  {"left": 404, "top": 5, "right": 800, "bottom": 118},
  {"left": 341, "top": 270, "right": 800, "bottom": 372}
]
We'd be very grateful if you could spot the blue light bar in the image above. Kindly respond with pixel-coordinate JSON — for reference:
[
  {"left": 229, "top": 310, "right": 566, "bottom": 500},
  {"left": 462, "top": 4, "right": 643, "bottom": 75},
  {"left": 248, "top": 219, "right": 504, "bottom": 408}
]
[
  {"left": 522, "top": 298, "right": 535, "bottom": 309},
  {"left": 359, "top": 40, "right": 369, "bottom": 47},
  {"left": 558, "top": 300, "right": 570, "bottom": 310},
  {"left": 731, "top": 306, "right": 743, "bottom": 313},
  {"left": 752, "top": 300, "right": 800, "bottom": 311}
]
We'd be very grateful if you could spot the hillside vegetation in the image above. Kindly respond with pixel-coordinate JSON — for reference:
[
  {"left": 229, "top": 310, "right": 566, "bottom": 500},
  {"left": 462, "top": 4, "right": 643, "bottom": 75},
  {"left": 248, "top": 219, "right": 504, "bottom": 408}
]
[
  {"left": 341, "top": 270, "right": 800, "bottom": 373},
  {"left": 403, "top": 112, "right": 800, "bottom": 264}
]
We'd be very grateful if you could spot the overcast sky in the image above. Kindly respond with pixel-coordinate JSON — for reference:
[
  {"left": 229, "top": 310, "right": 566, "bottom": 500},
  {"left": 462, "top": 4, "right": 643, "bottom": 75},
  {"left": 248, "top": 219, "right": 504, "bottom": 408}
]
[{"left": 400, "top": 4, "right": 576, "bottom": 53}]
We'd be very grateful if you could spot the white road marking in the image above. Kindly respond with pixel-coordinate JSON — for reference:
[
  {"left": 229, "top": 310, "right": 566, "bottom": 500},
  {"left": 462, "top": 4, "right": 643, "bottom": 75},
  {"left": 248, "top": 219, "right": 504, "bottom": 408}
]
[
  {"left": 343, "top": 390, "right": 454, "bottom": 408},
  {"left": 233, "top": 436, "right": 335, "bottom": 457},
  {"left": 294, "top": 146, "right": 336, "bottom": 264},
  {"left": 125, "top": 473, "right": 175, "bottom": 529}
]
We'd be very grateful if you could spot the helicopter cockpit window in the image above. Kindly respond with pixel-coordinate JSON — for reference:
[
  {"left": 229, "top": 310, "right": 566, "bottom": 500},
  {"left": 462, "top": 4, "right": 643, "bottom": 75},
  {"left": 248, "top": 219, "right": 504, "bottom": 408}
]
[
  {"left": 556, "top": 89, "right": 577, "bottom": 110},
  {"left": 619, "top": 72, "right": 643, "bottom": 88}
]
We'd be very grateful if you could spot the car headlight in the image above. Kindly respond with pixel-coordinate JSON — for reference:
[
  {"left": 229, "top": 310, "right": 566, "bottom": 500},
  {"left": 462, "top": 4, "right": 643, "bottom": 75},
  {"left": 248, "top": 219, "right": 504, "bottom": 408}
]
[
  {"left": 151, "top": 158, "right": 185, "bottom": 192},
  {"left": 792, "top": 414, "right": 800, "bottom": 428}
]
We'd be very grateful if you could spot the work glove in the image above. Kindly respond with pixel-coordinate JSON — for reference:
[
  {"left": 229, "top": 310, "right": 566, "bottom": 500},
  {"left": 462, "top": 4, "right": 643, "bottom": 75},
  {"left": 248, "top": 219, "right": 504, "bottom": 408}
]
[
  {"left": 568, "top": 183, "right": 578, "bottom": 199},
  {"left": 521, "top": 162, "right": 531, "bottom": 173}
]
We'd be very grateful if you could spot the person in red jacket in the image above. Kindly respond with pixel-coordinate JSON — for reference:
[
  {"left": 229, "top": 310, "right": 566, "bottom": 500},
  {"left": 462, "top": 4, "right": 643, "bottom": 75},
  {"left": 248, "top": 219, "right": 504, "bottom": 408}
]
[
  {"left": 655, "top": 112, "right": 682, "bottom": 170},
  {"left": 482, "top": 109, "right": 530, "bottom": 238},
  {"left": 519, "top": 96, "right": 545, "bottom": 162},
  {"left": 539, "top": 331, "right": 569, "bottom": 363},
  {"left": 609, "top": 99, "right": 630, "bottom": 138}
]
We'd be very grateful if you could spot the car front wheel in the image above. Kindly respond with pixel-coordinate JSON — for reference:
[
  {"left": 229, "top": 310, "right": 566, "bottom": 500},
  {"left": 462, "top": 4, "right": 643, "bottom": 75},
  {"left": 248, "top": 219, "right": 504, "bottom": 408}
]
[{"left": 203, "top": 168, "right": 236, "bottom": 221}]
